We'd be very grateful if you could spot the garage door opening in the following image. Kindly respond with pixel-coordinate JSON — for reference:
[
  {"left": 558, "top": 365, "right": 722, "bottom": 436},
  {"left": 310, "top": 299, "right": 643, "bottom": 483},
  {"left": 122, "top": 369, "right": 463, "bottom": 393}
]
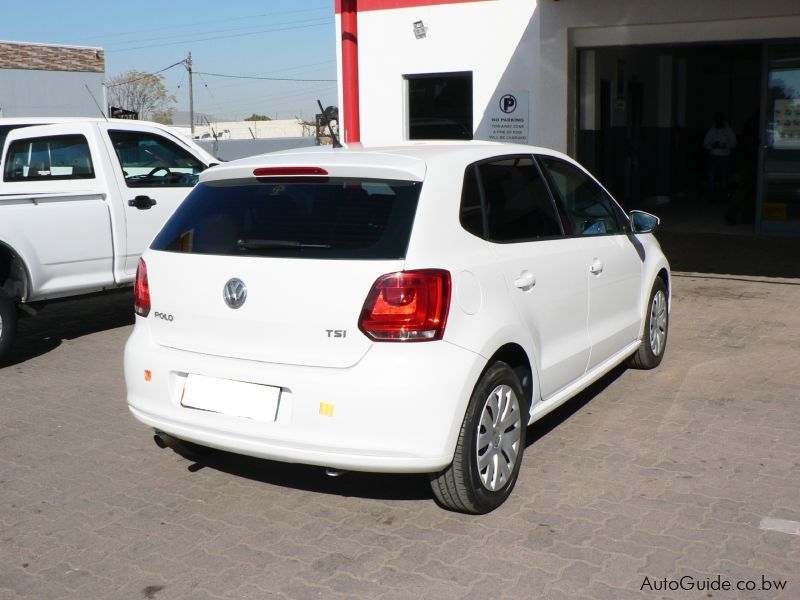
[{"left": 577, "top": 43, "right": 762, "bottom": 234}]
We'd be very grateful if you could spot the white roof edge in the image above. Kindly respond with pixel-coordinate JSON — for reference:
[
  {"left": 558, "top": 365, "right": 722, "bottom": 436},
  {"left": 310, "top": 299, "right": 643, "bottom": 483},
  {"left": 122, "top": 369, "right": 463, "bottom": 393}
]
[
  {"left": 197, "top": 140, "right": 572, "bottom": 185},
  {"left": 0, "top": 39, "right": 104, "bottom": 52},
  {"left": 201, "top": 147, "right": 429, "bottom": 183}
]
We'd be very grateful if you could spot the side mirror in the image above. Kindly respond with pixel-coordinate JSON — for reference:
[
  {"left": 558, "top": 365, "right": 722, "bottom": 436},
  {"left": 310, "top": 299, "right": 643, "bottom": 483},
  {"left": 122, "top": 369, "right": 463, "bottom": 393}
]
[{"left": 629, "top": 210, "right": 660, "bottom": 234}]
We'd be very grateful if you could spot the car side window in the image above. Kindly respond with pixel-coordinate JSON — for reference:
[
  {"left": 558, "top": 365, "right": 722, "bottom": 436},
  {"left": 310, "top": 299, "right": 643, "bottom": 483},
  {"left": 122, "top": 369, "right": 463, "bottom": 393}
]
[
  {"left": 3, "top": 134, "right": 94, "bottom": 182},
  {"left": 109, "top": 130, "right": 204, "bottom": 188},
  {"left": 459, "top": 165, "right": 484, "bottom": 237},
  {"left": 540, "top": 157, "right": 623, "bottom": 236},
  {"left": 459, "top": 156, "right": 563, "bottom": 241}
]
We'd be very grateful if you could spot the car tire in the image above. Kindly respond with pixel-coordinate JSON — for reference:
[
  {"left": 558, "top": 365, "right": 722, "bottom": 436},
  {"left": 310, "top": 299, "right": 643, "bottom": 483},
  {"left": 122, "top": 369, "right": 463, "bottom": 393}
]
[
  {"left": 628, "top": 277, "right": 668, "bottom": 370},
  {"left": 430, "top": 361, "right": 527, "bottom": 514},
  {"left": 0, "top": 289, "right": 18, "bottom": 364}
]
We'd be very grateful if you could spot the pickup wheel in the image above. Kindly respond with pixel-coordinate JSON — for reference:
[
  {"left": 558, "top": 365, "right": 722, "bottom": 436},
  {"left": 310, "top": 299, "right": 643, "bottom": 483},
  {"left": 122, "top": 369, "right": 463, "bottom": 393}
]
[{"left": 0, "top": 289, "right": 18, "bottom": 363}]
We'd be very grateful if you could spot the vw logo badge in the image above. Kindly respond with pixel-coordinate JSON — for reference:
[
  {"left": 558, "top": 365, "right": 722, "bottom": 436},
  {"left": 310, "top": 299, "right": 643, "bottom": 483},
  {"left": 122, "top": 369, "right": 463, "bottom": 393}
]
[{"left": 223, "top": 278, "right": 247, "bottom": 309}]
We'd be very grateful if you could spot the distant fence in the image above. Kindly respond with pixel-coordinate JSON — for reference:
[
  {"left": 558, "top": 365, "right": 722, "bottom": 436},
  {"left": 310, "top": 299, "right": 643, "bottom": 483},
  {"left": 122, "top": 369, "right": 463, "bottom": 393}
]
[{"left": 196, "top": 137, "right": 317, "bottom": 161}]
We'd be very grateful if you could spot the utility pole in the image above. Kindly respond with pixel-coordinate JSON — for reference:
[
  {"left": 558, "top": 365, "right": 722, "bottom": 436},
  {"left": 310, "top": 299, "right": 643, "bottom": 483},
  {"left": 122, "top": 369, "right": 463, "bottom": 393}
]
[{"left": 185, "top": 52, "right": 195, "bottom": 137}]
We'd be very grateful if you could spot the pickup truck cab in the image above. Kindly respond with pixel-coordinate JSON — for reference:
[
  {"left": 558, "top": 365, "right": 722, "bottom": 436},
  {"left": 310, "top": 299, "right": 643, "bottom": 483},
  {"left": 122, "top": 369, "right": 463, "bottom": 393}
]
[{"left": 0, "top": 118, "right": 218, "bottom": 361}]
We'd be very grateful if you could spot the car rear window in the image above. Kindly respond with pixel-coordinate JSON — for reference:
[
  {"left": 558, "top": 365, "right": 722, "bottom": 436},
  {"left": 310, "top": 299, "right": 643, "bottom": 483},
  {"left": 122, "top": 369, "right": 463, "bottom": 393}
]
[{"left": 151, "top": 177, "right": 422, "bottom": 260}]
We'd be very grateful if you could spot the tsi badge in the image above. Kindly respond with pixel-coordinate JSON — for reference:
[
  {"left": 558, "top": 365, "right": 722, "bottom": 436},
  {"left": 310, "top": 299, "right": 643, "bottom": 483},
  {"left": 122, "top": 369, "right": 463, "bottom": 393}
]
[
  {"left": 223, "top": 278, "right": 247, "bottom": 309},
  {"left": 326, "top": 329, "right": 347, "bottom": 338}
]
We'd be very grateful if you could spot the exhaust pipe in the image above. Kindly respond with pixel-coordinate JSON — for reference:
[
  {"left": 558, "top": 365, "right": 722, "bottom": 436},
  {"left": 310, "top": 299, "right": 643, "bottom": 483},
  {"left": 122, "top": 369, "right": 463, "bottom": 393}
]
[
  {"left": 325, "top": 468, "right": 346, "bottom": 477},
  {"left": 153, "top": 431, "right": 178, "bottom": 449}
]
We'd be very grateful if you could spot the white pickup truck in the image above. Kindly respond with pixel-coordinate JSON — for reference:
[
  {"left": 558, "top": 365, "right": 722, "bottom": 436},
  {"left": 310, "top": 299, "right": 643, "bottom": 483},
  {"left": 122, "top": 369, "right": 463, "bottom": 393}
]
[{"left": 0, "top": 118, "right": 218, "bottom": 361}]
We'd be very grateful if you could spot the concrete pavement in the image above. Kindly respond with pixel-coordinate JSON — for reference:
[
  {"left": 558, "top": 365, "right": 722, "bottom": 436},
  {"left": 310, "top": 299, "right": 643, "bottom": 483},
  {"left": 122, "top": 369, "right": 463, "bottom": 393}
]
[{"left": 1, "top": 274, "right": 798, "bottom": 599}]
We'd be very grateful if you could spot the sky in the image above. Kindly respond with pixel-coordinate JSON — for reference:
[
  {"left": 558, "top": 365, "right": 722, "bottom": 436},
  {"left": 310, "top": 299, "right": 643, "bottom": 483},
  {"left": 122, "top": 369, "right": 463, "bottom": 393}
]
[{"left": 1, "top": 0, "right": 338, "bottom": 122}]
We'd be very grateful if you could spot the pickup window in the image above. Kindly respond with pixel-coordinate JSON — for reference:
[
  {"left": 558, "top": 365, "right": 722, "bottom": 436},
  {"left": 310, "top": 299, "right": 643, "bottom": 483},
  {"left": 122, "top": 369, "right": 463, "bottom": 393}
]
[
  {"left": 0, "top": 124, "right": 38, "bottom": 151},
  {"left": 3, "top": 134, "right": 95, "bottom": 182},
  {"left": 109, "top": 130, "right": 204, "bottom": 188}
]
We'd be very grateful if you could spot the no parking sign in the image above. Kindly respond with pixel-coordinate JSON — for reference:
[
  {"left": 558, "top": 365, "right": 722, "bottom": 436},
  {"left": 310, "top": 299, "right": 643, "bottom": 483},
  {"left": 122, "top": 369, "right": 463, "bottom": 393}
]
[{"left": 488, "top": 90, "right": 529, "bottom": 143}]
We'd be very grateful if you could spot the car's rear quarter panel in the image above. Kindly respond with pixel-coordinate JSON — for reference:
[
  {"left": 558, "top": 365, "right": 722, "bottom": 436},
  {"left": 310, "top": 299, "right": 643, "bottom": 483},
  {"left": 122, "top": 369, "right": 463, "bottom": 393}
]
[{"left": 402, "top": 151, "right": 543, "bottom": 401}]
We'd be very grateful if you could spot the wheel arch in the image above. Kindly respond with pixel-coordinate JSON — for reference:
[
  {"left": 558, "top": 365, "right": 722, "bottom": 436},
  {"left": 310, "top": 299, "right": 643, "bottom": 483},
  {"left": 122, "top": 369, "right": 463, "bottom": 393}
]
[
  {"left": 656, "top": 266, "right": 670, "bottom": 306},
  {"left": 637, "top": 258, "right": 671, "bottom": 340},
  {"left": 0, "top": 241, "right": 31, "bottom": 301},
  {"left": 483, "top": 342, "right": 535, "bottom": 413}
]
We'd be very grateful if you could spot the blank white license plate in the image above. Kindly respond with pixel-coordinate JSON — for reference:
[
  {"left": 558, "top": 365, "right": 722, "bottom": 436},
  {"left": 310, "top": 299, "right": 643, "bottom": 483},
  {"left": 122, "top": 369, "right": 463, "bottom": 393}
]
[{"left": 181, "top": 374, "right": 280, "bottom": 423}]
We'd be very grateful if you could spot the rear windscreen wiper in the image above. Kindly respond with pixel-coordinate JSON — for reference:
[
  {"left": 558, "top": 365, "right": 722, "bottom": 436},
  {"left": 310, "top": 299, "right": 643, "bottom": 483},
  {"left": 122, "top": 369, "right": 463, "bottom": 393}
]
[{"left": 237, "top": 239, "right": 332, "bottom": 250}]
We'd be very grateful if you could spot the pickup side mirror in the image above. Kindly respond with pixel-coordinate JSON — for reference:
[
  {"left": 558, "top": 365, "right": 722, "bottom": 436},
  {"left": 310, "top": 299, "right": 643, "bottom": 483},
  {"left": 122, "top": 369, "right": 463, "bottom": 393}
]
[{"left": 629, "top": 210, "right": 660, "bottom": 234}]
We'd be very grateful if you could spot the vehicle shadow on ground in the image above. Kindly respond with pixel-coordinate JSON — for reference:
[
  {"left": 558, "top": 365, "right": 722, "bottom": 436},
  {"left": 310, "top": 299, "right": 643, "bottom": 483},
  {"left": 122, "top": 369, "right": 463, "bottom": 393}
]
[
  {"left": 174, "top": 366, "right": 627, "bottom": 504},
  {"left": 655, "top": 231, "right": 800, "bottom": 278},
  {"left": 176, "top": 445, "right": 434, "bottom": 502},
  {"left": 525, "top": 364, "right": 626, "bottom": 448},
  {"left": 2, "top": 291, "right": 134, "bottom": 367}
]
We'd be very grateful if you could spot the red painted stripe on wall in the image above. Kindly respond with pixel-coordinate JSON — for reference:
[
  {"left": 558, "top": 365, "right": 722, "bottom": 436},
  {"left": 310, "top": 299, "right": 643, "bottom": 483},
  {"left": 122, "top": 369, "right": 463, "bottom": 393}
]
[{"left": 335, "top": 0, "right": 489, "bottom": 14}]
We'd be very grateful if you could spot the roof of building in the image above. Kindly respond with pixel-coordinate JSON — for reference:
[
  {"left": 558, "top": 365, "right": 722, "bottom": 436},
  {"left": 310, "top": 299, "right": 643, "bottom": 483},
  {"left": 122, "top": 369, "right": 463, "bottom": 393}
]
[{"left": 0, "top": 39, "right": 103, "bottom": 51}]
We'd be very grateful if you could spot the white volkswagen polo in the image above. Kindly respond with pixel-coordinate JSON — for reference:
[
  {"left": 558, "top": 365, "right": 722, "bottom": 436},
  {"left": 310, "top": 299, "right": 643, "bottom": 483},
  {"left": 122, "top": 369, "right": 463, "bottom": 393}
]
[{"left": 124, "top": 142, "right": 669, "bottom": 514}]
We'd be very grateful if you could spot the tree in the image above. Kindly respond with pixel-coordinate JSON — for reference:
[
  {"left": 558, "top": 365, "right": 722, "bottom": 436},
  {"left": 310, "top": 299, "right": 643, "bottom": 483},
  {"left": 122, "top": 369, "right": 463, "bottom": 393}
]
[
  {"left": 244, "top": 113, "right": 272, "bottom": 121},
  {"left": 151, "top": 109, "right": 175, "bottom": 125},
  {"left": 106, "top": 70, "right": 176, "bottom": 121}
]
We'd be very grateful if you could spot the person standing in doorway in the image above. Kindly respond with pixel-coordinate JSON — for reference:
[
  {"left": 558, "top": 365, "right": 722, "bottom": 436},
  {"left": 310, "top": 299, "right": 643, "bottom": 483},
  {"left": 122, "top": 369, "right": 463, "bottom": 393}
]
[{"left": 704, "top": 111, "right": 737, "bottom": 203}]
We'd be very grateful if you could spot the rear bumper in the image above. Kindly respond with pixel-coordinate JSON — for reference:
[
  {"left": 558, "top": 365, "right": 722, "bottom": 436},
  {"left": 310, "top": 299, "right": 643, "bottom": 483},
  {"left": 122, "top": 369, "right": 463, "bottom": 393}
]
[{"left": 124, "top": 323, "right": 486, "bottom": 473}]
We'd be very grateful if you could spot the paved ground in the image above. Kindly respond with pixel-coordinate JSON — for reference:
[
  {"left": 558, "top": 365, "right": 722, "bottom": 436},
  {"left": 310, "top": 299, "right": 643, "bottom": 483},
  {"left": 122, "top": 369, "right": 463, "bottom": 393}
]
[{"left": 1, "top": 273, "right": 799, "bottom": 599}]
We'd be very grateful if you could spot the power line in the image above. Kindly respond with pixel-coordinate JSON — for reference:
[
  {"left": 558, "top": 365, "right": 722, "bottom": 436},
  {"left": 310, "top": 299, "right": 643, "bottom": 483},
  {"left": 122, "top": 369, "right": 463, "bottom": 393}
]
[
  {"left": 194, "top": 71, "right": 335, "bottom": 83},
  {"left": 194, "top": 83, "right": 335, "bottom": 115},
  {"left": 104, "top": 15, "right": 332, "bottom": 49},
  {"left": 192, "top": 81, "right": 335, "bottom": 110},
  {"left": 63, "top": 5, "right": 330, "bottom": 44},
  {"left": 197, "top": 73, "right": 227, "bottom": 118},
  {"left": 104, "top": 61, "right": 184, "bottom": 87},
  {"left": 106, "top": 19, "right": 333, "bottom": 54},
  {"left": 173, "top": 69, "right": 187, "bottom": 96},
  {"left": 192, "top": 83, "right": 333, "bottom": 114},
  {"left": 203, "top": 60, "right": 336, "bottom": 91}
]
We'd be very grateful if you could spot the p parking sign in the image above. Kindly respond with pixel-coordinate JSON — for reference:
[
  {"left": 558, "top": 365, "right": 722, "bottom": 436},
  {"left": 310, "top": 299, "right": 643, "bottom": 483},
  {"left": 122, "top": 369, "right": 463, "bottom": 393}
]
[
  {"left": 488, "top": 91, "right": 529, "bottom": 143},
  {"left": 500, "top": 94, "right": 518, "bottom": 114}
]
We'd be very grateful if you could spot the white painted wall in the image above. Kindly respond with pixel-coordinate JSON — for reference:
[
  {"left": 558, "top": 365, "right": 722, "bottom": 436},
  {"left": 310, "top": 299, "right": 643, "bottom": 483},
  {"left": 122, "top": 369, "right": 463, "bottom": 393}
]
[
  {"left": 338, "top": 0, "right": 800, "bottom": 153},
  {"left": 337, "top": 0, "right": 538, "bottom": 146},
  {"left": 172, "top": 119, "right": 314, "bottom": 141},
  {"left": 0, "top": 69, "right": 105, "bottom": 117}
]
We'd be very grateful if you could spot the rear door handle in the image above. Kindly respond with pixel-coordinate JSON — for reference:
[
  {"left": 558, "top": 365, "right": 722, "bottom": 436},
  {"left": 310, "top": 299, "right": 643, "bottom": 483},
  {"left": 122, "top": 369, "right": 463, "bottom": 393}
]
[
  {"left": 514, "top": 271, "right": 536, "bottom": 291},
  {"left": 128, "top": 195, "right": 157, "bottom": 210},
  {"left": 589, "top": 259, "right": 604, "bottom": 275}
]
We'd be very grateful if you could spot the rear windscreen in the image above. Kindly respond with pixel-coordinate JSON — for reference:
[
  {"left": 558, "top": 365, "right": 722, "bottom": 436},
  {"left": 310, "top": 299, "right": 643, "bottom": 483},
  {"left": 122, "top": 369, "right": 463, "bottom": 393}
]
[{"left": 151, "top": 177, "right": 422, "bottom": 260}]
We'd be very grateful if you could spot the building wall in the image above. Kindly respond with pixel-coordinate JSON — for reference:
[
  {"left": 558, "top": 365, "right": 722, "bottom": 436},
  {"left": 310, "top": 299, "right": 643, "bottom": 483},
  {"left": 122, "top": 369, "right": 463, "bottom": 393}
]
[
  {"left": 173, "top": 119, "right": 315, "bottom": 141},
  {"left": 195, "top": 137, "right": 317, "bottom": 161},
  {"left": 339, "top": 0, "right": 800, "bottom": 152},
  {"left": 0, "top": 41, "right": 104, "bottom": 72},
  {"left": 539, "top": 0, "right": 800, "bottom": 153},
  {"left": 0, "top": 41, "right": 106, "bottom": 117},
  {"left": 336, "top": 0, "right": 539, "bottom": 146}
]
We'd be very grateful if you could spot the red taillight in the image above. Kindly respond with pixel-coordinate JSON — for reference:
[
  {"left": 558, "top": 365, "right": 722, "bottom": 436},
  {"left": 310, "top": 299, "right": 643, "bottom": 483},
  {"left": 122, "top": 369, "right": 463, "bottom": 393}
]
[
  {"left": 359, "top": 269, "right": 451, "bottom": 342},
  {"left": 134, "top": 258, "right": 150, "bottom": 317},
  {"left": 253, "top": 167, "right": 328, "bottom": 177}
]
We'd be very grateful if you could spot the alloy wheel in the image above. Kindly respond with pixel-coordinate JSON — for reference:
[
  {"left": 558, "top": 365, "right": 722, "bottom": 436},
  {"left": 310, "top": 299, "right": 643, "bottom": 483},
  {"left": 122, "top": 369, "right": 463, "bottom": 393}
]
[
  {"left": 649, "top": 290, "right": 667, "bottom": 356},
  {"left": 475, "top": 384, "right": 522, "bottom": 491}
]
